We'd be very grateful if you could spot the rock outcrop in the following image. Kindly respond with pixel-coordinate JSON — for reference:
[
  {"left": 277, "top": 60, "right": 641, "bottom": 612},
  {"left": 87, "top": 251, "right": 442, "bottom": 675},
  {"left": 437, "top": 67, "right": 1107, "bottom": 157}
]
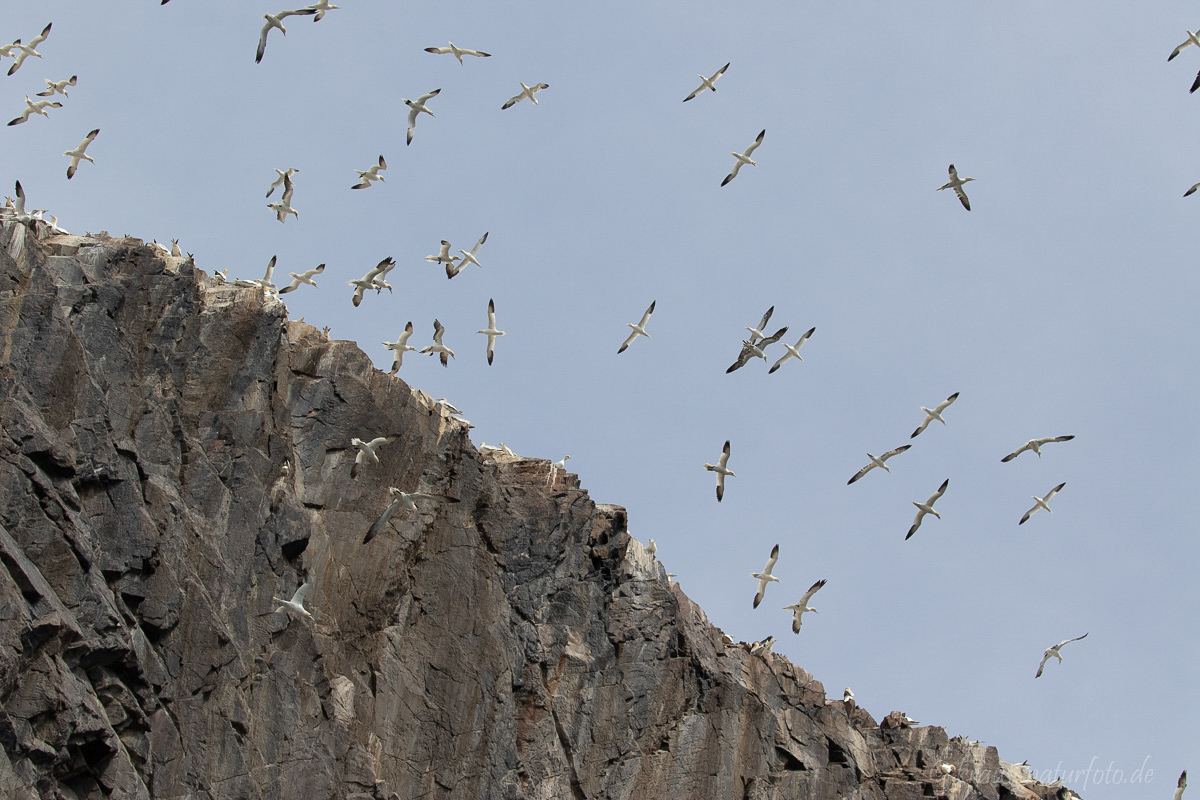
[{"left": 0, "top": 216, "right": 1070, "bottom": 799}]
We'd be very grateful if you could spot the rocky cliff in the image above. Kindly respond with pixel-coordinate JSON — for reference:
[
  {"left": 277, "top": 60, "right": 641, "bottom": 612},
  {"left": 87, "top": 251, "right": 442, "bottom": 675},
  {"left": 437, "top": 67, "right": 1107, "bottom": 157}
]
[{"left": 0, "top": 216, "right": 1067, "bottom": 799}]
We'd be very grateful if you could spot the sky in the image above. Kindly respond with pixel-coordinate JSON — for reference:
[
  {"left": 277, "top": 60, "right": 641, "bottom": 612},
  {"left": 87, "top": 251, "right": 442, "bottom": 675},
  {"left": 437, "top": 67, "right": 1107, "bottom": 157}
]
[{"left": 2, "top": 2, "right": 1196, "bottom": 795}]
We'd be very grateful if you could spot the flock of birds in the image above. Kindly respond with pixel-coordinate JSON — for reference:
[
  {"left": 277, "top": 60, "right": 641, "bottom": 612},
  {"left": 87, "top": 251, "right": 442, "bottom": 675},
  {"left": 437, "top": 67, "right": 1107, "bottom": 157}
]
[{"left": 0, "top": 7, "right": 1191, "bottom": 794}]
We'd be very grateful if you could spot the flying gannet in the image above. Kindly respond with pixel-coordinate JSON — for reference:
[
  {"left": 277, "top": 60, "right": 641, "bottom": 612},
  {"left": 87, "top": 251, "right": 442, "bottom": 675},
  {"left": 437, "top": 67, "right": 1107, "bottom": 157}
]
[
  {"left": 911, "top": 391, "right": 960, "bottom": 438},
  {"left": 277, "top": 263, "right": 325, "bottom": 294},
  {"left": 1170, "top": 31, "right": 1200, "bottom": 61},
  {"left": 1035, "top": 632, "right": 1088, "bottom": 678},
  {"left": 351, "top": 154, "right": 387, "bottom": 189},
  {"left": 267, "top": 172, "right": 298, "bottom": 222},
  {"left": 382, "top": 321, "right": 415, "bottom": 374},
  {"left": 363, "top": 486, "right": 461, "bottom": 543},
  {"left": 477, "top": 299, "right": 505, "bottom": 364},
  {"left": 1175, "top": 771, "right": 1187, "bottom": 800},
  {"left": 726, "top": 326, "right": 788, "bottom": 373},
  {"left": 1019, "top": 482, "right": 1066, "bottom": 525},
  {"left": 783, "top": 578, "right": 827, "bottom": 633},
  {"left": 905, "top": 478, "right": 949, "bottom": 540},
  {"left": 9, "top": 181, "right": 38, "bottom": 225},
  {"left": 502, "top": 82, "right": 550, "bottom": 109},
  {"left": 618, "top": 300, "right": 656, "bottom": 354},
  {"left": 36, "top": 75, "right": 77, "bottom": 98},
  {"left": 350, "top": 436, "right": 390, "bottom": 478},
  {"left": 938, "top": 164, "right": 974, "bottom": 211},
  {"left": 420, "top": 319, "right": 455, "bottom": 366},
  {"left": 751, "top": 544, "right": 780, "bottom": 608},
  {"left": 250, "top": 255, "right": 278, "bottom": 294},
  {"left": 256, "top": 9, "right": 317, "bottom": 63},
  {"left": 266, "top": 167, "right": 299, "bottom": 198},
  {"left": 273, "top": 573, "right": 314, "bottom": 619},
  {"left": 721, "top": 129, "right": 765, "bottom": 187},
  {"left": 304, "top": 0, "right": 339, "bottom": 21},
  {"left": 768, "top": 326, "right": 816, "bottom": 374},
  {"left": 448, "top": 231, "right": 488, "bottom": 278},
  {"left": 1001, "top": 435, "right": 1075, "bottom": 462},
  {"left": 703, "top": 440, "right": 734, "bottom": 501},
  {"left": 683, "top": 62, "right": 730, "bottom": 102},
  {"left": 404, "top": 88, "right": 441, "bottom": 145},
  {"left": 847, "top": 445, "right": 912, "bottom": 485},
  {"left": 8, "top": 96, "right": 63, "bottom": 127},
  {"left": 63, "top": 129, "right": 100, "bottom": 180},
  {"left": 6, "top": 23, "right": 51, "bottom": 77},
  {"left": 348, "top": 257, "right": 395, "bottom": 306},
  {"left": 424, "top": 42, "right": 492, "bottom": 64},
  {"left": 745, "top": 306, "right": 775, "bottom": 343},
  {"left": 425, "top": 240, "right": 456, "bottom": 266}
]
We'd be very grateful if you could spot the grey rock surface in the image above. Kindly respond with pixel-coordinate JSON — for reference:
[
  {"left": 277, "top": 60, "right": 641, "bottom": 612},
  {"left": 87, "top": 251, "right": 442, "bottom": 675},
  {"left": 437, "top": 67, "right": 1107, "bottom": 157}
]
[{"left": 0, "top": 218, "right": 1075, "bottom": 799}]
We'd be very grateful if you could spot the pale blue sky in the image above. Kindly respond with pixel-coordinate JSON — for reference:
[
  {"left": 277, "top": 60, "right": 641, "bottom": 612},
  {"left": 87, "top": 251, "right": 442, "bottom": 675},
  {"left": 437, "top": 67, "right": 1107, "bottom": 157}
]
[{"left": 3, "top": 2, "right": 1195, "bottom": 795}]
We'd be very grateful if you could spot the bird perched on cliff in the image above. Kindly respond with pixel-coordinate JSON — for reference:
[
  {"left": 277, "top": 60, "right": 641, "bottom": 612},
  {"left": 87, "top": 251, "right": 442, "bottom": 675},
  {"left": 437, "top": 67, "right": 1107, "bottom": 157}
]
[
  {"left": 382, "top": 321, "right": 415, "bottom": 374},
  {"left": 1175, "top": 771, "right": 1187, "bottom": 800},
  {"left": 768, "top": 327, "right": 816, "bottom": 374},
  {"left": 937, "top": 164, "right": 974, "bottom": 210},
  {"left": 843, "top": 687, "right": 854, "bottom": 709},
  {"left": 256, "top": 9, "right": 317, "bottom": 64},
  {"left": 350, "top": 436, "right": 389, "bottom": 478},
  {"left": 5, "top": 23, "right": 52, "bottom": 77},
  {"left": 420, "top": 319, "right": 455, "bottom": 366},
  {"left": 502, "top": 81, "right": 550, "bottom": 109},
  {"left": 938, "top": 764, "right": 956, "bottom": 777},
  {"left": 404, "top": 88, "right": 440, "bottom": 145},
  {"left": 547, "top": 455, "right": 571, "bottom": 486},
  {"left": 273, "top": 574, "right": 314, "bottom": 619},
  {"left": 847, "top": 445, "right": 911, "bottom": 485},
  {"left": 267, "top": 172, "right": 298, "bottom": 222},
  {"left": 749, "top": 636, "right": 775, "bottom": 656},
  {"left": 424, "top": 41, "right": 492, "bottom": 64},
  {"left": 683, "top": 62, "right": 730, "bottom": 101},
  {"left": 477, "top": 299, "right": 505, "bottom": 365},
  {"left": 363, "top": 487, "right": 461, "bottom": 543},
  {"left": 911, "top": 392, "right": 959, "bottom": 438},
  {"left": 63, "top": 129, "right": 100, "bottom": 180},
  {"left": 8, "top": 96, "right": 63, "bottom": 126},
  {"left": 351, "top": 154, "right": 387, "bottom": 189},
  {"left": 751, "top": 544, "right": 780, "bottom": 608},
  {"left": 783, "top": 578, "right": 827, "bottom": 633},
  {"left": 266, "top": 167, "right": 299, "bottom": 198},
  {"left": 618, "top": 300, "right": 655, "bottom": 354},
  {"left": 1035, "top": 632, "right": 1088, "bottom": 678},
  {"left": 8, "top": 181, "right": 39, "bottom": 225},
  {"left": 703, "top": 440, "right": 734, "bottom": 501},
  {"left": 1019, "top": 482, "right": 1066, "bottom": 525},
  {"left": 277, "top": 263, "right": 325, "bottom": 294},
  {"left": 1001, "top": 435, "right": 1075, "bottom": 462},
  {"left": 646, "top": 539, "right": 657, "bottom": 557},
  {"left": 36, "top": 75, "right": 77, "bottom": 98},
  {"left": 721, "top": 129, "right": 765, "bottom": 187},
  {"left": 906, "top": 479, "right": 949, "bottom": 540}
]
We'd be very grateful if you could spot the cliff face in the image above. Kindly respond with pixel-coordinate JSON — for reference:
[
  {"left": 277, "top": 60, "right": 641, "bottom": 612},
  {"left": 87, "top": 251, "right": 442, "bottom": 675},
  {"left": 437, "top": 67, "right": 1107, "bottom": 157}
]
[{"left": 0, "top": 217, "right": 1060, "bottom": 800}]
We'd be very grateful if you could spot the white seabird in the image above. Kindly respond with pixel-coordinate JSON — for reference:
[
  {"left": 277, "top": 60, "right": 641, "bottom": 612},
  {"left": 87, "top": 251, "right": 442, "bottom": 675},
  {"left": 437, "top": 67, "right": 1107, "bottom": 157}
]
[
  {"left": 8, "top": 96, "right": 62, "bottom": 127},
  {"left": 266, "top": 172, "right": 298, "bottom": 222},
  {"left": 382, "top": 321, "right": 415, "bottom": 374},
  {"left": 304, "top": 0, "right": 339, "bottom": 21},
  {"left": 749, "top": 635, "right": 775, "bottom": 656},
  {"left": 937, "top": 164, "right": 974, "bottom": 211},
  {"left": 63, "top": 129, "right": 100, "bottom": 180},
  {"left": 721, "top": 129, "right": 765, "bottom": 187},
  {"left": 348, "top": 257, "right": 395, "bottom": 306},
  {"left": 273, "top": 573, "right": 314, "bottom": 618},
  {"left": 350, "top": 436, "right": 389, "bottom": 478},
  {"left": 745, "top": 306, "right": 775, "bottom": 343},
  {"left": 1001, "top": 435, "right": 1075, "bottom": 462},
  {"left": 6, "top": 23, "right": 52, "bottom": 77},
  {"left": 911, "top": 392, "right": 960, "bottom": 438},
  {"left": 256, "top": 9, "right": 316, "bottom": 63},
  {"left": 404, "top": 88, "right": 441, "bottom": 145},
  {"left": 252, "top": 255, "right": 278, "bottom": 294},
  {"left": 847, "top": 445, "right": 912, "bottom": 485},
  {"left": 363, "top": 486, "right": 461, "bottom": 543},
  {"left": 546, "top": 454, "right": 571, "bottom": 486},
  {"left": 277, "top": 262, "right": 325, "bottom": 294},
  {"left": 646, "top": 539, "right": 657, "bottom": 556},
  {"left": 9, "top": 181, "right": 38, "bottom": 225},
  {"left": 843, "top": 687, "right": 854, "bottom": 706},
  {"left": 424, "top": 42, "right": 491, "bottom": 64},
  {"left": 351, "top": 154, "right": 387, "bottom": 189},
  {"left": 36, "top": 75, "right": 77, "bottom": 98},
  {"left": 448, "top": 231, "right": 488, "bottom": 278},
  {"left": 783, "top": 579, "right": 827, "bottom": 633},
  {"left": 502, "top": 81, "right": 550, "bottom": 109},
  {"left": 905, "top": 478, "right": 949, "bottom": 540},
  {"left": 751, "top": 543, "right": 780, "bottom": 608},
  {"left": 1175, "top": 770, "right": 1187, "bottom": 800},
  {"left": 1019, "top": 482, "right": 1066, "bottom": 525},
  {"left": 703, "top": 440, "right": 734, "bottom": 501},
  {"left": 1035, "top": 632, "right": 1088, "bottom": 678},
  {"left": 425, "top": 240, "right": 456, "bottom": 266},
  {"left": 768, "top": 326, "right": 816, "bottom": 374},
  {"left": 618, "top": 300, "right": 655, "bottom": 354},
  {"left": 435, "top": 398, "right": 461, "bottom": 416},
  {"left": 726, "top": 325, "right": 788, "bottom": 373},
  {"left": 477, "top": 299, "right": 505, "bottom": 365},
  {"left": 419, "top": 319, "right": 455, "bottom": 366},
  {"left": 266, "top": 167, "right": 299, "bottom": 198},
  {"left": 683, "top": 62, "right": 730, "bottom": 102},
  {"left": 1170, "top": 30, "right": 1200, "bottom": 61}
]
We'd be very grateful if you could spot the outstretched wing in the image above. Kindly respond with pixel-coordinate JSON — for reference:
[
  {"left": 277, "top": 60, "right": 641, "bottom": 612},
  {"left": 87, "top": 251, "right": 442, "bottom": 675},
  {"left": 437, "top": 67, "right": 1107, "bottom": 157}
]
[{"left": 363, "top": 497, "right": 402, "bottom": 543}]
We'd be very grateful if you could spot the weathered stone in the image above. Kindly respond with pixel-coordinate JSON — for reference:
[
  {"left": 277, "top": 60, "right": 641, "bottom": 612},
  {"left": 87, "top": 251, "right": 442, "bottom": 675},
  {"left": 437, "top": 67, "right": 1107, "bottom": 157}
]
[{"left": 0, "top": 220, "right": 1069, "bottom": 799}]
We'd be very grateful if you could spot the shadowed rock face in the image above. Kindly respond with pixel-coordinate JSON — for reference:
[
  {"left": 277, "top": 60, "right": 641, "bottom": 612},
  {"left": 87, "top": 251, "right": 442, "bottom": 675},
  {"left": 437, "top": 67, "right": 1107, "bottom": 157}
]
[{"left": 0, "top": 218, "right": 1068, "bottom": 800}]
